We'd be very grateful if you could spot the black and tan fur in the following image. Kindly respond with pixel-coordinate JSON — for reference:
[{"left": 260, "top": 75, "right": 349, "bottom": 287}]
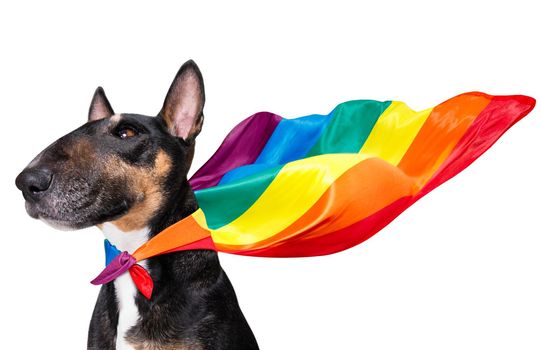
[{"left": 15, "top": 60, "right": 259, "bottom": 350}]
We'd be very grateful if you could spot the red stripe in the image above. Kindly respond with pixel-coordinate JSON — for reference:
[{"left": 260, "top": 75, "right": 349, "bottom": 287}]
[
  {"left": 417, "top": 95, "right": 535, "bottom": 198},
  {"left": 129, "top": 264, "right": 154, "bottom": 299}
]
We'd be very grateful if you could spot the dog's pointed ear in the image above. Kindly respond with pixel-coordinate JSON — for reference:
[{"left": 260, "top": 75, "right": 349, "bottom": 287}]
[
  {"left": 159, "top": 60, "right": 205, "bottom": 141},
  {"left": 88, "top": 87, "right": 114, "bottom": 122}
]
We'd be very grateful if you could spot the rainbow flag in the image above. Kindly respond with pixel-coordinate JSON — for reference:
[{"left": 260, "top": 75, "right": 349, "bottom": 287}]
[{"left": 189, "top": 92, "right": 535, "bottom": 257}]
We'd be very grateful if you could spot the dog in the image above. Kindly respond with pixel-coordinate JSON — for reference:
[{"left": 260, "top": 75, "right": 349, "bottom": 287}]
[{"left": 15, "top": 60, "right": 259, "bottom": 350}]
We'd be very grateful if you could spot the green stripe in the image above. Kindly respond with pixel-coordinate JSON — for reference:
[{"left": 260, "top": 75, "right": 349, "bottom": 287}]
[
  {"left": 305, "top": 100, "right": 392, "bottom": 157},
  {"left": 195, "top": 164, "right": 284, "bottom": 229},
  {"left": 195, "top": 100, "right": 391, "bottom": 229}
]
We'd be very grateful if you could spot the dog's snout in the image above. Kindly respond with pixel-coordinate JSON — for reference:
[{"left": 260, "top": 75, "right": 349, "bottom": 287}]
[{"left": 16, "top": 168, "right": 53, "bottom": 202}]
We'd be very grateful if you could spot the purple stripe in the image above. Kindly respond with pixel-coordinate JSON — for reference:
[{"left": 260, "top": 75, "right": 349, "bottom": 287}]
[
  {"left": 189, "top": 112, "right": 282, "bottom": 190},
  {"left": 90, "top": 251, "right": 136, "bottom": 285}
]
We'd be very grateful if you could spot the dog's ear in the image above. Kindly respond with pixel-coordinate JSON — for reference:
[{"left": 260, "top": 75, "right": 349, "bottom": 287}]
[
  {"left": 160, "top": 60, "right": 205, "bottom": 141},
  {"left": 88, "top": 87, "right": 114, "bottom": 122}
]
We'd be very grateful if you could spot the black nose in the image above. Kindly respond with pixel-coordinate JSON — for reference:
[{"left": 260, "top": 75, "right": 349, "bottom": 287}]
[{"left": 15, "top": 168, "right": 53, "bottom": 202}]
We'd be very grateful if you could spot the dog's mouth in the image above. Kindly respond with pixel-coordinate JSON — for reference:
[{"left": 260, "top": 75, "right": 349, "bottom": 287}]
[
  {"left": 24, "top": 197, "right": 132, "bottom": 230},
  {"left": 24, "top": 200, "right": 42, "bottom": 219}
]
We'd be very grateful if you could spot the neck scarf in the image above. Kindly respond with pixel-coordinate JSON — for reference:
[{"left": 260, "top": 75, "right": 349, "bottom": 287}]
[{"left": 91, "top": 210, "right": 214, "bottom": 298}]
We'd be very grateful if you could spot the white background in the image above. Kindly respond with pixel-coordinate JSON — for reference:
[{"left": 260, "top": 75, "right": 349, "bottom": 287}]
[{"left": 1, "top": 1, "right": 539, "bottom": 349}]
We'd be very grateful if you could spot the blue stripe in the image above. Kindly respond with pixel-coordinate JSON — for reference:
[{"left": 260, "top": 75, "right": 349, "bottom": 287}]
[
  {"left": 104, "top": 239, "right": 121, "bottom": 266},
  {"left": 219, "top": 113, "right": 332, "bottom": 185}
]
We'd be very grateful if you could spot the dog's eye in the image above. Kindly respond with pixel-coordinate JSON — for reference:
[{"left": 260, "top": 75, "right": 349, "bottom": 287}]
[{"left": 115, "top": 126, "right": 138, "bottom": 139}]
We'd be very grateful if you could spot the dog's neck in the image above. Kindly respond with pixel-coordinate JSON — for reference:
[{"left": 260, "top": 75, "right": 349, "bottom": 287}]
[
  {"left": 100, "top": 180, "right": 222, "bottom": 348},
  {"left": 147, "top": 178, "right": 199, "bottom": 237},
  {"left": 101, "top": 179, "right": 198, "bottom": 255}
]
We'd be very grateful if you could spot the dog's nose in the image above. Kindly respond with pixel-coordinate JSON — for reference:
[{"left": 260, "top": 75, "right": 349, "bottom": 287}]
[{"left": 15, "top": 168, "right": 53, "bottom": 202}]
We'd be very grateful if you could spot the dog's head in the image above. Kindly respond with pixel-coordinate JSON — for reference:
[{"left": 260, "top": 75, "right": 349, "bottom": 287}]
[{"left": 15, "top": 60, "right": 205, "bottom": 232}]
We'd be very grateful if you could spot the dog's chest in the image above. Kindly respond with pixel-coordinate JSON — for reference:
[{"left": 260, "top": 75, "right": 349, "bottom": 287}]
[{"left": 102, "top": 223, "right": 149, "bottom": 350}]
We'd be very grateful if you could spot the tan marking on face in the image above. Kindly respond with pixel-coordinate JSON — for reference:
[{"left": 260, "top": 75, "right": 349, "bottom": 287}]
[
  {"left": 154, "top": 149, "right": 172, "bottom": 177},
  {"left": 104, "top": 149, "right": 173, "bottom": 232},
  {"left": 66, "top": 137, "right": 97, "bottom": 165}
]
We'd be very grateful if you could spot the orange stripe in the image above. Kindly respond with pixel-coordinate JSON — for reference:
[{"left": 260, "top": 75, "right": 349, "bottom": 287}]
[
  {"left": 133, "top": 212, "right": 211, "bottom": 261},
  {"left": 398, "top": 92, "right": 492, "bottom": 185},
  {"left": 215, "top": 158, "right": 418, "bottom": 252}
]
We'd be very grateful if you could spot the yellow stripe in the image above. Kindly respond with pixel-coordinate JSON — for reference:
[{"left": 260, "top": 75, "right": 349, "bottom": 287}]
[
  {"left": 210, "top": 153, "right": 371, "bottom": 245},
  {"left": 359, "top": 102, "right": 433, "bottom": 165},
  {"left": 191, "top": 208, "right": 209, "bottom": 229}
]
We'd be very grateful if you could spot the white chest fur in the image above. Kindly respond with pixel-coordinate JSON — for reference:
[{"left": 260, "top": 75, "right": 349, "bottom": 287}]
[{"left": 102, "top": 222, "right": 149, "bottom": 350}]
